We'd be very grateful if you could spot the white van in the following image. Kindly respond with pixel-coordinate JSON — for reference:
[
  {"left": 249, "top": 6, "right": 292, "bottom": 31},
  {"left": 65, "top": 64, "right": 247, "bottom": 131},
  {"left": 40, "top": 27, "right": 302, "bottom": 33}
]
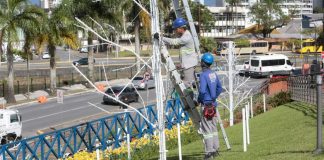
[{"left": 249, "top": 53, "right": 294, "bottom": 77}]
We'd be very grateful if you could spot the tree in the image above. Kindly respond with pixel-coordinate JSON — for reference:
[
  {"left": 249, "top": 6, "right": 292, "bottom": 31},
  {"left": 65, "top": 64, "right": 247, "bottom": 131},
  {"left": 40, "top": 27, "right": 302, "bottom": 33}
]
[
  {"left": 72, "top": 0, "right": 121, "bottom": 83},
  {"left": 38, "top": 0, "right": 78, "bottom": 95},
  {"left": 187, "top": 1, "right": 214, "bottom": 35},
  {"left": 249, "top": 0, "right": 291, "bottom": 38},
  {"left": 122, "top": 0, "right": 170, "bottom": 72},
  {"left": 0, "top": 0, "right": 43, "bottom": 103}
]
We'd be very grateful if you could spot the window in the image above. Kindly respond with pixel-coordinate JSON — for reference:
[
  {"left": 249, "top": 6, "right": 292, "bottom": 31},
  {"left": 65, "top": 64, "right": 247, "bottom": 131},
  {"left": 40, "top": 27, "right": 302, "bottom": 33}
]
[
  {"left": 261, "top": 59, "right": 285, "bottom": 66},
  {"left": 133, "top": 77, "right": 143, "bottom": 80},
  {"left": 287, "top": 60, "right": 292, "bottom": 65},
  {"left": 251, "top": 42, "right": 267, "bottom": 47},
  {"left": 10, "top": 114, "right": 19, "bottom": 123},
  {"left": 0, "top": 114, "right": 3, "bottom": 119},
  {"left": 251, "top": 60, "right": 259, "bottom": 66}
]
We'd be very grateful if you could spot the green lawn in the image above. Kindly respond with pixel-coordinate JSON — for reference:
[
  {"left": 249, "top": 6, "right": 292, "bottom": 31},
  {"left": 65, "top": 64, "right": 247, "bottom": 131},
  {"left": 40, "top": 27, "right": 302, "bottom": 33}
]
[{"left": 166, "top": 101, "right": 324, "bottom": 160}]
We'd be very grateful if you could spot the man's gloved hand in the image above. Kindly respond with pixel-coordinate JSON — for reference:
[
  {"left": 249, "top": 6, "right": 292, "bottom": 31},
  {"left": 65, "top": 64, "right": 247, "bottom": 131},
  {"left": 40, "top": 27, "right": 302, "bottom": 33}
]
[{"left": 153, "top": 33, "right": 159, "bottom": 40}]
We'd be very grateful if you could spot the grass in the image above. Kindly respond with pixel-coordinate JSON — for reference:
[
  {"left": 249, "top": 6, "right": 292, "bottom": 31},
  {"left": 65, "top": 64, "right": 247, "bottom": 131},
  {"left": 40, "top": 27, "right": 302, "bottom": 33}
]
[{"left": 165, "top": 101, "right": 324, "bottom": 160}]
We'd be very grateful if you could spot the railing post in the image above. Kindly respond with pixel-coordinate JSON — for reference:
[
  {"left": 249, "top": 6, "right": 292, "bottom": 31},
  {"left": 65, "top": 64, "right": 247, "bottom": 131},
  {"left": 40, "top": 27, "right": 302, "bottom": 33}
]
[
  {"left": 314, "top": 74, "right": 323, "bottom": 154},
  {"left": 31, "top": 78, "right": 33, "bottom": 92},
  {"left": 71, "top": 72, "right": 74, "bottom": 84},
  {"left": 44, "top": 77, "right": 47, "bottom": 90},
  {"left": 115, "top": 67, "right": 118, "bottom": 79},
  {"left": 17, "top": 80, "right": 20, "bottom": 94},
  {"left": 2, "top": 81, "right": 5, "bottom": 97}
]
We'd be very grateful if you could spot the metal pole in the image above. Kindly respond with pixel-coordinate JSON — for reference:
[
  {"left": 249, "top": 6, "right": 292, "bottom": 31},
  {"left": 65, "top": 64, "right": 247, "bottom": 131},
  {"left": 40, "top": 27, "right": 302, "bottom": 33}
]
[
  {"left": 27, "top": 53, "right": 30, "bottom": 100},
  {"left": 242, "top": 108, "right": 247, "bottom": 152},
  {"left": 177, "top": 123, "right": 182, "bottom": 160},
  {"left": 228, "top": 41, "right": 234, "bottom": 126},
  {"left": 245, "top": 105, "right": 250, "bottom": 145},
  {"left": 263, "top": 93, "right": 266, "bottom": 112},
  {"left": 314, "top": 75, "right": 323, "bottom": 154},
  {"left": 250, "top": 96, "right": 253, "bottom": 118},
  {"left": 150, "top": 0, "right": 166, "bottom": 159}
]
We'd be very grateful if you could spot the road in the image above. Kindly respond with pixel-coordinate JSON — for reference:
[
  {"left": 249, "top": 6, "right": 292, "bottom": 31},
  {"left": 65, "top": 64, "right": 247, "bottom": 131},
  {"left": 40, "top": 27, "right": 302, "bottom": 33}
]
[
  {"left": 1, "top": 48, "right": 313, "bottom": 71},
  {"left": 11, "top": 89, "right": 157, "bottom": 137},
  {"left": 8, "top": 74, "right": 266, "bottom": 138}
]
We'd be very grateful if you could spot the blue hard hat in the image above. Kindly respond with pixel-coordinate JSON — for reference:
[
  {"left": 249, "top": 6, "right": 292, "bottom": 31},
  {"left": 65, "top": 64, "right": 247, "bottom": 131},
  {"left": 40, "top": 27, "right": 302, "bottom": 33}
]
[
  {"left": 201, "top": 52, "right": 214, "bottom": 65},
  {"left": 172, "top": 18, "right": 188, "bottom": 29}
]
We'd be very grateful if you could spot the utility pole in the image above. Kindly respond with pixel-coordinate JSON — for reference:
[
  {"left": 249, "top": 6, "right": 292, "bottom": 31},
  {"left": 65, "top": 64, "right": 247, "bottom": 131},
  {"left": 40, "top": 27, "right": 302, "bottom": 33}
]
[{"left": 150, "top": 0, "right": 166, "bottom": 159}]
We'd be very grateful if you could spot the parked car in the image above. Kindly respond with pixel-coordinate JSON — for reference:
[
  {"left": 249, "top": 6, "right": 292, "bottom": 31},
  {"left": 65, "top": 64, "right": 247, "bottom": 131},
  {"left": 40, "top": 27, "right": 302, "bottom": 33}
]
[
  {"left": 79, "top": 47, "right": 88, "bottom": 53},
  {"left": 72, "top": 58, "right": 95, "bottom": 66},
  {"left": 13, "top": 55, "right": 24, "bottom": 62},
  {"left": 103, "top": 86, "right": 139, "bottom": 105},
  {"left": 42, "top": 52, "right": 50, "bottom": 59},
  {"left": 132, "top": 76, "right": 155, "bottom": 90},
  {"left": 238, "top": 61, "right": 250, "bottom": 76}
]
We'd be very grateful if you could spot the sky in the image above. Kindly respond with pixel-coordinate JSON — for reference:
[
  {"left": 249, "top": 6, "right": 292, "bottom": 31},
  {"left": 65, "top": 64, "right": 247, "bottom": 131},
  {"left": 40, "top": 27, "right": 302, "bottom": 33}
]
[{"left": 29, "top": 0, "right": 40, "bottom": 6}]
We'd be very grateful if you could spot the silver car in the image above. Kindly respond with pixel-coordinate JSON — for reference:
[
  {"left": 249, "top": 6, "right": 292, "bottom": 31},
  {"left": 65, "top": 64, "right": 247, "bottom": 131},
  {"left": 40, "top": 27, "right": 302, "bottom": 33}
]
[{"left": 132, "top": 76, "right": 155, "bottom": 90}]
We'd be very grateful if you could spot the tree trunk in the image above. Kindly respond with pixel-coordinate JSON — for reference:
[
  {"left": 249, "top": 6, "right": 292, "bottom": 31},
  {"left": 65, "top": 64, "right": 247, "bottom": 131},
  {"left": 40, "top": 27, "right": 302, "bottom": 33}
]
[
  {"left": 49, "top": 44, "right": 56, "bottom": 95},
  {"left": 6, "top": 34, "right": 16, "bottom": 103},
  {"left": 88, "top": 31, "right": 95, "bottom": 83},
  {"left": 135, "top": 17, "right": 141, "bottom": 72},
  {"left": 23, "top": 34, "right": 32, "bottom": 99}
]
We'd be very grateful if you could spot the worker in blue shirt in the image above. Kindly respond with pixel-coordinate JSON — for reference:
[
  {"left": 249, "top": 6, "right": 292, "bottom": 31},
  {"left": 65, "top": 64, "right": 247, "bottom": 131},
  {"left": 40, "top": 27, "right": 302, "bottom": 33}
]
[{"left": 198, "top": 52, "right": 222, "bottom": 160}]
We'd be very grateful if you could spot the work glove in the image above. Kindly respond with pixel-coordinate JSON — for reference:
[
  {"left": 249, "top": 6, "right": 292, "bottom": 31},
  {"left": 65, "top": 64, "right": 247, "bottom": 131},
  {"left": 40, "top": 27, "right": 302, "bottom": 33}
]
[{"left": 153, "top": 33, "right": 159, "bottom": 40}]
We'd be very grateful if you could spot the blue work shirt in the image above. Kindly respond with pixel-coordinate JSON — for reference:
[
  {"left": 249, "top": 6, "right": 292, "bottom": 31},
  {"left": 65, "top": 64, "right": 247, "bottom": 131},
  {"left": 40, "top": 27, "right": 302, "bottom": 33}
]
[{"left": 198, "top": 68, "right": 222, "bottom": 106}]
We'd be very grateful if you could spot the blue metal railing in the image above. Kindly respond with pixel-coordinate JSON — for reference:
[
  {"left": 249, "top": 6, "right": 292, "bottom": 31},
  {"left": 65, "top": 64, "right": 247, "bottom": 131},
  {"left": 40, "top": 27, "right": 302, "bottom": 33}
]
[{"left": 0, "top": 98, "right": 188, "bottom": 160}]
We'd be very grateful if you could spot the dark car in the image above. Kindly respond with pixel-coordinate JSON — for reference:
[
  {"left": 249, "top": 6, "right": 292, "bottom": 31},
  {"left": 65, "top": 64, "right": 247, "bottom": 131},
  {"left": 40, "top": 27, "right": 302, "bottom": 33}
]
[
  {"left": 72, "top": 58, "right": 95, "bottom": 66},
  {"left": 103, "top": 86, "right": 139, "bottom": 105}
]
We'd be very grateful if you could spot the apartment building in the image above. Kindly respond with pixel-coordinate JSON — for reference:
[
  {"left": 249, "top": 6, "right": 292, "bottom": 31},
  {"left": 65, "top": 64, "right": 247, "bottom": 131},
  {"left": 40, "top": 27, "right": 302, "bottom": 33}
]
[
  {"left": 40, "top": 0, "right": 62, "bottom": 10},
  {"left": 196, "top": 0, "right": 315, "bottom": 37}
]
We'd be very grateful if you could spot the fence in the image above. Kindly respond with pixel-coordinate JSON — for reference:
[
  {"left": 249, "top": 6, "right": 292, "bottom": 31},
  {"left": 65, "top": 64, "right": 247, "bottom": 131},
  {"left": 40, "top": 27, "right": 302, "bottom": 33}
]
[
  {"left": 287, "top": 74, "right": 319, "bottom": 105},
  {"left": 0, "top": 98, "right": 188, "bottom": 160},
  {"left": 0, "top": 64, "right": 152, "bottom": 97}
]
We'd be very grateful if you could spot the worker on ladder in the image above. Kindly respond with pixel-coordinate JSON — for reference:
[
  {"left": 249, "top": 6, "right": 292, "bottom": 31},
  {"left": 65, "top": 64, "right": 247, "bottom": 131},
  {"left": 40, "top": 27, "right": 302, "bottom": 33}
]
[
  {"left": 154, "top": 18, "right": 198, "bottom": 87},
  {"left": 198, "top": 53, "right": 222, "bottom": 160}
]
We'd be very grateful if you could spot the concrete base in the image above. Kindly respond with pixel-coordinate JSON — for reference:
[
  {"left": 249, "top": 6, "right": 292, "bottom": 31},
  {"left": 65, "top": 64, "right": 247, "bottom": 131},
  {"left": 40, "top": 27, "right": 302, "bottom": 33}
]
[
  {"left": 29, "top": 90, "right": 49, "bottom": 99},
  {"left": 313, "top": 148, "right": 323, "bottom": 155},
  {"left": 15, "top": 94, "right": 27, "bottom": 101}
]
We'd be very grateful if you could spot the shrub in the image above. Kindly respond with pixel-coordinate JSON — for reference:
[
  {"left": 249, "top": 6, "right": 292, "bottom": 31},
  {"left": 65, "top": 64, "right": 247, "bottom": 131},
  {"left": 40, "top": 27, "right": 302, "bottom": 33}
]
[{"left": 267, "top": 91, "right": 291, "bottom": 108}]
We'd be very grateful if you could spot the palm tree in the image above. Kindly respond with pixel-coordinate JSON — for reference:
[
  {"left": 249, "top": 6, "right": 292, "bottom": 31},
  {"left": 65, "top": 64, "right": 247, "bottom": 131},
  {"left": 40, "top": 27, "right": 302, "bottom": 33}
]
[
  {"left": 0, "top": 0, "right": 43, "bottom": 103},
  {"left": 72, "top": 0, "right": 121, "bottom": 83},
  {"left": 35, "top": 1, "right": 78, "bottom": 95},
  {"left": 122, "top": 0, "right": 170, "bottom": 72}
]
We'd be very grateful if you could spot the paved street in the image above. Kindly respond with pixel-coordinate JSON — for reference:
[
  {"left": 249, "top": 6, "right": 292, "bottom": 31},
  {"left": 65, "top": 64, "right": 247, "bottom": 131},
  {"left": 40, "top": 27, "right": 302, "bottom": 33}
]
[{"left": 10, "top": 89, "right": 157, "bottom": 137}]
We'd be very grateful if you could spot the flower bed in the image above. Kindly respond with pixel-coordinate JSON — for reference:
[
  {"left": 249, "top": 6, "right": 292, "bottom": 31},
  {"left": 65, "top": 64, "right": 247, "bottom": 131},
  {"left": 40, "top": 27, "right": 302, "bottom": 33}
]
[{"left": 64, "top": 120, "right": 200, "bottom": 160}]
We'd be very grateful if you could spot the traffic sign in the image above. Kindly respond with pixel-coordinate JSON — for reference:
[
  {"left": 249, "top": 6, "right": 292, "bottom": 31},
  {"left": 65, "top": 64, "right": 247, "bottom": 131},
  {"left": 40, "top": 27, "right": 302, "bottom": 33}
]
[{"left": 57, "top": 90, "right": 64, "bottom": 104}]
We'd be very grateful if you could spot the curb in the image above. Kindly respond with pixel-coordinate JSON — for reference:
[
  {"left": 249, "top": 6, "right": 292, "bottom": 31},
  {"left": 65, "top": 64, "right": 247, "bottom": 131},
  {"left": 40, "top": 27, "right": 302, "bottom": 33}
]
[{"left": 7, "top": 89, "right": 95, "bottom": 109}]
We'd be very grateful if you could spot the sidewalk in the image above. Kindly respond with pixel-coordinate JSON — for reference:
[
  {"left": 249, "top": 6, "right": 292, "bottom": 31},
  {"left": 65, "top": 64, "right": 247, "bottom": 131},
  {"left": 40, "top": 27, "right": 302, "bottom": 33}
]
[{"left": 1, "top": 78, "right": 132, "bottom": 109}]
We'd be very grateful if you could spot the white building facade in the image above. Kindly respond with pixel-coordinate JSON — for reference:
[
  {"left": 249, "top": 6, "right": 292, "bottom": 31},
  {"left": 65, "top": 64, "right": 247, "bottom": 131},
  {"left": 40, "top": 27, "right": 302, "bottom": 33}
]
[
  {"left": 195, "top": 0, "right": 315, "bottom": 38},
  {"left": 40, "top": 0, "right": 62, "bottom": 9}
]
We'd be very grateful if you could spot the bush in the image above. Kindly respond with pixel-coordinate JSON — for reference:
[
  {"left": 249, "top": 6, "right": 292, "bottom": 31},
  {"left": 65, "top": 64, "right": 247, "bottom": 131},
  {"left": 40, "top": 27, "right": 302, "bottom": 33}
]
[{"left": 267, "top": 91, "right": 291, "bottom": 108}]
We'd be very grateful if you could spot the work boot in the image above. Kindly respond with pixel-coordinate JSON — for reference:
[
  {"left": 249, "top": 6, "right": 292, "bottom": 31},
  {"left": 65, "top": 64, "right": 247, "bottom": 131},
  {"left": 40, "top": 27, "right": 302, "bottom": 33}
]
[{"left": 204, "top": 152, "right": 213, "bottom": 160}]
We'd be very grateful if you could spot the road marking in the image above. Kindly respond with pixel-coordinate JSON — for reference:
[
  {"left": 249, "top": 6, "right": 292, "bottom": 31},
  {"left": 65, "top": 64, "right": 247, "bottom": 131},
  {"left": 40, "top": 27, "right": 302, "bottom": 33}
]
[
  {"left": 22, "top": 103, "right": 101, "bottom": 123},
  {"left": 31, "top": 100, "right": 157, "bottom": 135}
]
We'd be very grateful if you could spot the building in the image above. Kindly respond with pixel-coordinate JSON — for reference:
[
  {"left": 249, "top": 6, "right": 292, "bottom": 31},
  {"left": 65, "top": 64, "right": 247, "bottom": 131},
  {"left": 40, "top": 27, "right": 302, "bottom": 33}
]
[
  {"left": 197, "top": 0, "right": 315, "bottom": 38},
  {"left": 40, "top": 0, "right": 62, "bottom": 10}
]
